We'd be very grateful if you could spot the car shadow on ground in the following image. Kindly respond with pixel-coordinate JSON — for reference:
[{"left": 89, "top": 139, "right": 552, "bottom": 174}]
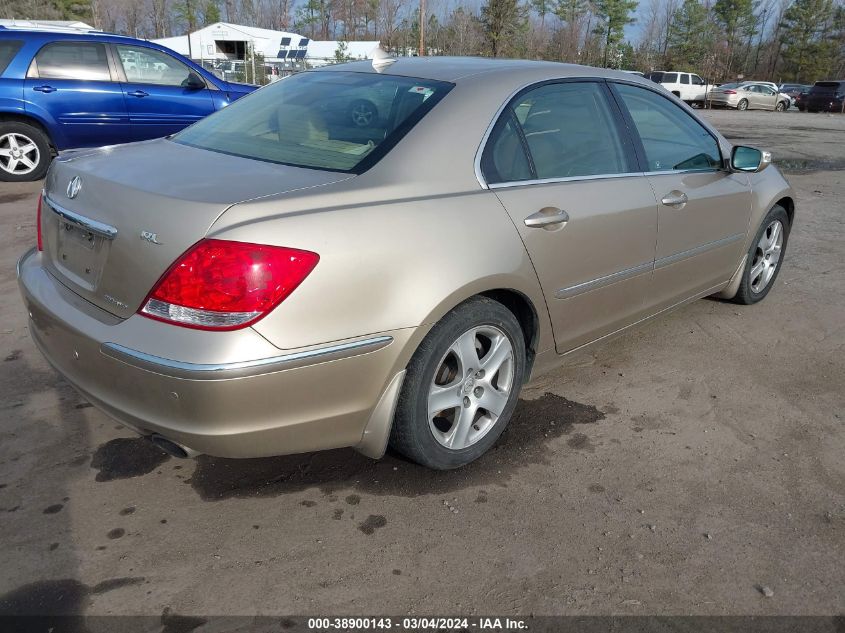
[{"left": 89, "top": 392, "right": 606, "bottom": 502}]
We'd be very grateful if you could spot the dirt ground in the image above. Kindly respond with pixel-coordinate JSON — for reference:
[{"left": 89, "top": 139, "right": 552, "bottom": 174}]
[{"left": 0, "top": 109, "right": 842, "bottom": 619}]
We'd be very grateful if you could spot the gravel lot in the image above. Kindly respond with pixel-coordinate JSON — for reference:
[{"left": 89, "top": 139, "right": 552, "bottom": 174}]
[{"left": 0, "top": 109, "right": 843, "bottom": 619}]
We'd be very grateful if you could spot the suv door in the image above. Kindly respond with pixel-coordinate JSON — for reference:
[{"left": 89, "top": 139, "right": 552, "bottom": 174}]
[
  {"left": 24, "top": 40, "right": 129, "bottom": 149},
  {"left": 610, "top": 82, "right": 751, "bottom": 310},
  {"left": 112, "top": 44, "right": 216, "bottom": 141},
  {"left": 480, "top": 80, "right": 658, "bottom": 353}
]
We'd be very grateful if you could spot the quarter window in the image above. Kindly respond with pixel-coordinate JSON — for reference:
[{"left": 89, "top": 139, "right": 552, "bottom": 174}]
[
  {"left": 0, "top": 40, "right": 23, "bottom": 76},
  {"left": 613, "top": 83, "right": 722, "bottom": 172},
  {"left": 33, "top": 41, "right": 110, "bottom": 81},
  {"left": 116, "top": 45, "right": 198, "bottom": 87},
  {"left": 482, "top": 81, "right": 632, "bottom": 183}
]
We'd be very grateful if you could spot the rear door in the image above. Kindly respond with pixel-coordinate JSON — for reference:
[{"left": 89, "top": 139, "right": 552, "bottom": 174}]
[
  {"left": 24, "top": 40, "right": 129, "bottom": 149},
  {"left": 610, "top": 81, "right": 751, "bottom": 311},
  {"left": 481, "top": 80, "right": 658, "bottom": 353},
  {"left": 112, "top": 43, "right": 216, "bottom": 141}
]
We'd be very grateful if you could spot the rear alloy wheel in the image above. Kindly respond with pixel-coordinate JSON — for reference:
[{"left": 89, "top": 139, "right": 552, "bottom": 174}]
[
  {"left": 0, "top": 122, "right": 51, "bottom": 182},
  {"left": 390, "top": 296, "right": 526, "bottom": 469},
  {"left": 775, "top": 101, "right": 786, "bottom": 111},
  {"left": 732, "top": 205, "right": 790, "bottom": 305},
  {"left": 737, "top": 99, "right": 749, "bottom": 111}
]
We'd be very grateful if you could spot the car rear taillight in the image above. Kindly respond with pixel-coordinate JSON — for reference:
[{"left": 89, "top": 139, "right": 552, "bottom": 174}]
[
  {"left": 140, "top": 239, "right": 319, "bottom": 331},
  {"left": 36, "top": 193, "right": 43, "bottom": 252},
  {"left": 723, "top": 90, "right": 737, "bottom": 94}
]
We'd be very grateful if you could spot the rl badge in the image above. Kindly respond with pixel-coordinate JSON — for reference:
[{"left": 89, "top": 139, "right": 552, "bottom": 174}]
[{"left": 140, "top": 230, "right": 162, "bottom": 245}]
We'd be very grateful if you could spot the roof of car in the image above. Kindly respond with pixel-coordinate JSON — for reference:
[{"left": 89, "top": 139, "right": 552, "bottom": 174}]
[
  {"left": 314, "top": 56, "right": 650, "bottom": 85},
  {"left": 0, "top": 26, "right": 149, "bottom": 44}
]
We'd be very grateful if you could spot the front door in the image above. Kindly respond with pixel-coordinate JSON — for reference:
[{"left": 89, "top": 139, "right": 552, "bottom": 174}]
[
  {"left": 24, "top": 40, "right": 129, "bottom": 149},
  {"left": 113, "top": 44, "right": 216, "bottom": 141},
  {"left": 611, "top": 82, "right": 752, "bottom": 311},
  {"left": 479, "top": 80, "right": 658, "bottom": 353}
]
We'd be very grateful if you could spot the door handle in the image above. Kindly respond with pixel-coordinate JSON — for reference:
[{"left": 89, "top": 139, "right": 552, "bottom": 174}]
[
  {"left": 524, "top": 207, "right": 570, "bottom": 229},
  {"left": 33, "top": 85, "right": 56, "bottom": 93},
  {"left": 661, "top": 191, "right": 688, "bottom": 208},
  {"left": 127, "top": 90, "right": 149, "bottom": 98}
]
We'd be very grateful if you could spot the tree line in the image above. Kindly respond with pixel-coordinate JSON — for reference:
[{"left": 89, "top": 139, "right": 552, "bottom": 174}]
[{"left": 3, "top": 0, "right": 843, "bottom": 82}]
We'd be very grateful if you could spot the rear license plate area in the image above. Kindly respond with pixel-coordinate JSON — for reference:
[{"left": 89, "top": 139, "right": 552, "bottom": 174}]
[{"left": 54, "top": 216, "right": 109, "bottom": 291}]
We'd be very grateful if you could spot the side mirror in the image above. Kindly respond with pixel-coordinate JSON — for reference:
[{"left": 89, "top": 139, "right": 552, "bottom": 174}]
[
  {"left": 185, "top": 72, "right": 206, "bottom": 90},
  {"left": 731, "top": 146, "right": 772, "bottom": 173}
]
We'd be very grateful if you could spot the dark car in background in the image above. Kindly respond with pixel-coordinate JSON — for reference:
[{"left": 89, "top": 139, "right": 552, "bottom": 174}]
[
  {"left": 0, "top": 26, "right": 257, "bottom": 181},
  {"left": 805, "top": 80, "right": 845, "bottom": 113},
  {"left": 794, "top": 86, "right": 812, "bottom": 111}
]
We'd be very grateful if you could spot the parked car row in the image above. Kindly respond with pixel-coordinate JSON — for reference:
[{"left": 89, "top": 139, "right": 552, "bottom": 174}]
[{"left": 0, "top": 25, "right": 257, "bottom": 181}]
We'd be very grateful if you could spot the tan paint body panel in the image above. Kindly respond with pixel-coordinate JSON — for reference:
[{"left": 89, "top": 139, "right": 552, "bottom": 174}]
[
  {"left": 18, "top": 58, "right": 796, "bottom": 460},
  {"left": 493, "top": 177, "right": 658, "bottom": 353}
]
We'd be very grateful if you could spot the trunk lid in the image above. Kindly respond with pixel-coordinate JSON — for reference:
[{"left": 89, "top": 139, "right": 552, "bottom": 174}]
[{"left": 42, "top": 138, "right": 351, "bottom": 319}]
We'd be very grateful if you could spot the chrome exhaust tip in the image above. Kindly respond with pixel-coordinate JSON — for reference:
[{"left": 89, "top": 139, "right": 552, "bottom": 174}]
[{"left": 149, "top": 434, "right": 197, "bottom": 459}]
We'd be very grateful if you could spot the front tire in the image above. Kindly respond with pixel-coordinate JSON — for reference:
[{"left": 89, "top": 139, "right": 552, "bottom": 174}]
[
  {"left": 0, "top": 121, "right": 51, "bottom": 182},
  {"left": 389, "top": 296, "right": 526, "bottom": 470},
  {"left": 732, "top": 205, "right": 790, "bottom": 305},
  {"left": 775, "top": 101, "right": 786, "bottom": 112}
]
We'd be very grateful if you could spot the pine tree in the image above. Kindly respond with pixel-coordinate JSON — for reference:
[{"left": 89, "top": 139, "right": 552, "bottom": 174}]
[
  {"left": 593, "top": 0, "right": 638, "bottom": 66},
  {"left": 668, "top": 0, "right": 714, "bottom": 70},
  {"left": 780, "top": 0, "right": 837, "bottom": 81},
  {"left": 480, "top": 0, "right": 529, "bottom": 56}
]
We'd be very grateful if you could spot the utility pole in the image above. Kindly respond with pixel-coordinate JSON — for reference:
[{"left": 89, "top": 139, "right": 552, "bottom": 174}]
[{"left": 419, "top": 0, "right": 426, "bottom": 56}]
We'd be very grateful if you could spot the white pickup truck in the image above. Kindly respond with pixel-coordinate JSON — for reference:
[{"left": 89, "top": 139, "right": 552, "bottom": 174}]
[{"left": 646, "top": 71, "right": 708, "bottom": 107}]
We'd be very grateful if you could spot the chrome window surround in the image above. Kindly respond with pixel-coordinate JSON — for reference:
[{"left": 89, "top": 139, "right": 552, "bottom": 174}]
[
  {"left": 45, "top": 195, "right": 118, "bottom": 240},
  {"left": 100, "top": 335, "right": 393, "bottom": 380},
  {"left": 473, "top": 77, "right": 726, "bottom": 190}
]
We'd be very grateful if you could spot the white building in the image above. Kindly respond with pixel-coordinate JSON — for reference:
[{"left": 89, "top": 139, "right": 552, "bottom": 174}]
[
  {"left": 152, "top": 22, "right": 378, "bottom": 68},
  {"left": 154, "top": 22, "right": 307, "bottom": 65}
]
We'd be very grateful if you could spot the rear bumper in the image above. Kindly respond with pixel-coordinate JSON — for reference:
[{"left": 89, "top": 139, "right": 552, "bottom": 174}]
[{"left": 18, "top": 248, "right": 419, "bottom": 458}]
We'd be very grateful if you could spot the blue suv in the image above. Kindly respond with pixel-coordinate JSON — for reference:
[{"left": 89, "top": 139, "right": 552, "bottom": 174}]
[{"left": 0, "top": 27, "right": 256, "bottom": 181}]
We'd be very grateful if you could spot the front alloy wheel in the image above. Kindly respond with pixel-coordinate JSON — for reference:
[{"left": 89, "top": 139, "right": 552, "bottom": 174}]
[{"left": 749, "top": 220, "right": 784, "bottom": 294}]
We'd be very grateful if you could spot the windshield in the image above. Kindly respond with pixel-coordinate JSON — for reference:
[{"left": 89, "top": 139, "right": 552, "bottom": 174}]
[{"left": 174, "top": 70, "right": 453, "bottom": 173}]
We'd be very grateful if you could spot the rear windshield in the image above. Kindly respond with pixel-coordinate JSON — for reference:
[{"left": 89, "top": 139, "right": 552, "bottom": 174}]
[
  {"left": 0, "top": 40, "right": 23, "bottom": 76},
  {"left": 719, "top": 82, "right": 740, "bottom": 89},
  {"left": 174, "top": 70, "right": 453, "bottom": 173},
  {"left": 811, "top": 82, "right": 842, "bottom": 93}
]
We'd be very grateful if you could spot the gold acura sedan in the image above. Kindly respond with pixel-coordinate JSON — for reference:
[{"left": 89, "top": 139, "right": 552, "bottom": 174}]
[{"left": 18, "top": 58, "right": 794, "bottom": 469}]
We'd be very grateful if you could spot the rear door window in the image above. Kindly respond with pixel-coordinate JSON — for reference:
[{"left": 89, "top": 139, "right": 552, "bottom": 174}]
[
  {"left": 661, "top": 73, "right": 678, "bottom": 84},
  {"left": 482, "top": 81, "right": 634, "bottom": 183},
  {"left": 0, "top": 40, "right": 23, "bottom": 76},
  {"left": 32, "top": 41, "right": 111, "bottom": 81},
  {"left": 612, "top": 82, "right": 722, "bottom": 172},
  {"left": 680, "top": 74, "right": 690, "bottom": 84}
]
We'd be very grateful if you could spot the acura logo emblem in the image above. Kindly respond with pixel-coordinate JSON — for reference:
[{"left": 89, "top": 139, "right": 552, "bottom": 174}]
[{"left": 66, "top": 176, "right": 82, "bottom": 199}]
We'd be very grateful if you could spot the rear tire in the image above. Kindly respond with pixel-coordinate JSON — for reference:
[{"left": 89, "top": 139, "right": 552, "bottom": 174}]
[
  {"left": 0, "top": 121, "right": 51, "bottom": 182},
  {"left": 737, "top": 99, "right": 749, "bottom": 111},
  {"left": 732, "top": 205, "right": 790, "bottom": 305},
  {"left": 389, "top": 296, "right": 526, "bottom": 470}
]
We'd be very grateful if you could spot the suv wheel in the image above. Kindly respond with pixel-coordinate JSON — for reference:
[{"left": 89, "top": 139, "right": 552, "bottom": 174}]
[
  {"left": 0, "top": 122, "right": 51, "bottom": 182},
  {"left": 389, "top": 296, "right": 526, "bottom": 470}
]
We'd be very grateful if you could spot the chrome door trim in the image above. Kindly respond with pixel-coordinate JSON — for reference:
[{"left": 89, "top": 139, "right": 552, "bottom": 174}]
[
  {"left": 489, "top": 171, "right": 645, "bottom": 189},
  {"left": 555, "top": 261, "right": 653, "bottom": 300},
  {"left": 45, "top": 196, "right": 118, "bottom": 240},
  {"left": 655, "top": 233, "right": 745, "bottom": 270},
  {"left": 100, "top": 335, "right": 394, "bottom": 380}
]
